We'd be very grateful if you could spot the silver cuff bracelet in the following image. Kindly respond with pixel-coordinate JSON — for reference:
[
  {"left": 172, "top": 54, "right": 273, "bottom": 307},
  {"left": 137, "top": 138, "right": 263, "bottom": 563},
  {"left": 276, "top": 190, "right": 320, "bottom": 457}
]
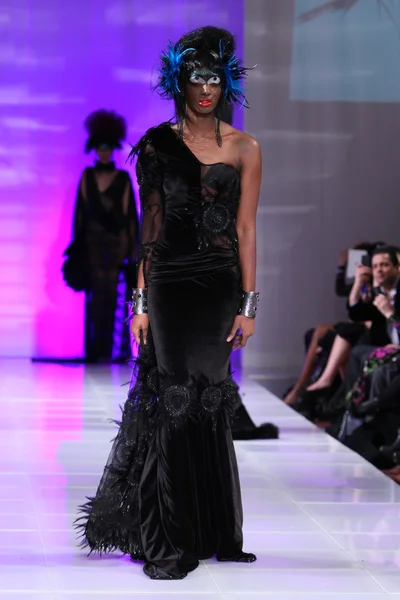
[
  {"left": 238, "top": 291, "right": 259, "bottom": 319},
  {"left": 132, "top": 288, "right": 148, "bottom": 315}
]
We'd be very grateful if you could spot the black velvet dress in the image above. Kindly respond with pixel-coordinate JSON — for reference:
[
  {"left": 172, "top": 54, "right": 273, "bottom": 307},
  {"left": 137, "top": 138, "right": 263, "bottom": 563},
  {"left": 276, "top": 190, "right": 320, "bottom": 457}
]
[{"left": 76, "top": 123, "right": 251, "bottom": 579}]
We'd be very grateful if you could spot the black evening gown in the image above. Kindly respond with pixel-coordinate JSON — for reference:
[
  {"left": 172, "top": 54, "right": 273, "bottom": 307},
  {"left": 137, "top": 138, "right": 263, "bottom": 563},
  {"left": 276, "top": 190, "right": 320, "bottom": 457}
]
[
  {"left": 76, "top": 123, "right": 253, "bottom": 579},
  {"left": 73, "top": 165, "right": 138, "bottom": 362}
]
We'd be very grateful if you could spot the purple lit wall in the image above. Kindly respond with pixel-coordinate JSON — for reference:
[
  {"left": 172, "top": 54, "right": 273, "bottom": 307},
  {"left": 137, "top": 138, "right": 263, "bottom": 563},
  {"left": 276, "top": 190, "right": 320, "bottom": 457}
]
[{"left": 0, "top": 0, "right": 244, "bottom": 358}]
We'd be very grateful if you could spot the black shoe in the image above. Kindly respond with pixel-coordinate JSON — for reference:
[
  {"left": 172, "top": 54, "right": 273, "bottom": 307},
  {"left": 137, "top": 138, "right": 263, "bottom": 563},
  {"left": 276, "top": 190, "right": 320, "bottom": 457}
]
[
  {"left": 303, "top": 386, "right": 333, "bottom": 400},
  {"left": 232, "top": 423, "right": 279, "bottom": 440},
  {"left": 143, "top": 562, "right": 188, "bottom": 580},
  {"left": 217, "top": 551, "right": 257, "bottom": 563}
]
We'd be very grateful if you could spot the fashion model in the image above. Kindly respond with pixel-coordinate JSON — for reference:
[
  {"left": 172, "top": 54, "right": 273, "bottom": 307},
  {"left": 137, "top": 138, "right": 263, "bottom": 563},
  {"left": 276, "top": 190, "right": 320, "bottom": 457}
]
[
  {"left": 76, "top": 26, "right": 262, "bottom": 580},
  {"left": 73, "top": 110, "right": 138, "bottom": 362}
]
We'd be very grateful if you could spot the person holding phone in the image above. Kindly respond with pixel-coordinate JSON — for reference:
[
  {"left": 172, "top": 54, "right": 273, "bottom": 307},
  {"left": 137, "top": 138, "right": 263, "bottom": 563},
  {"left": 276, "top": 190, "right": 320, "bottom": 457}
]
[
  {"left": 308, "top": 247, "right": 400, "bottom": 391},
  {"left": 348, "top": 246, "right": 400, "bottom": 339},
  {"left": 284, "top": 242, "right": 380, "bottom": 405},
  {"left": 338, "top": 246, "right": 400, "bottom": 393}
]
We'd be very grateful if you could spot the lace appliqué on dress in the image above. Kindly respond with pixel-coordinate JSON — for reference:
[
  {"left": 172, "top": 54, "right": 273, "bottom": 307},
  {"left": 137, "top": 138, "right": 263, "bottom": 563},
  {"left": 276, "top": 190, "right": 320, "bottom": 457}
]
[
  {"left": 195, "top": 164, "right": 240, "bottom": 252},
  {"left": 74, "top": 339, "right": 237, "bottom": 558},
  {"left": 125, "top": 358, "right": 238, "bottom": 431}
]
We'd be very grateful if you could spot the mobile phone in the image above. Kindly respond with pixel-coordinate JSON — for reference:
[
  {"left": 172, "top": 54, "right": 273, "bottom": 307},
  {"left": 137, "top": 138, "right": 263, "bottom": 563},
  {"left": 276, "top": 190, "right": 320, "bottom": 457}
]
[
  {"left": 346, "top": 249, "right": 368, "bottom": 280},
  {"left": 361, "top": 255, "right": 372, "bottom": 268}
]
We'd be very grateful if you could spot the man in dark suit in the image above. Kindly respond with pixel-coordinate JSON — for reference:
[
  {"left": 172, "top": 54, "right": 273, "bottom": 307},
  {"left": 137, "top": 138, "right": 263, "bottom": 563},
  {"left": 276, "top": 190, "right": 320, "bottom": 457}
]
[
  {"left": 348, "top": 245, "right": 400, "bottom": 345},
  {"left": 345, "top": 245, "right": 400, "bottom": 390}
]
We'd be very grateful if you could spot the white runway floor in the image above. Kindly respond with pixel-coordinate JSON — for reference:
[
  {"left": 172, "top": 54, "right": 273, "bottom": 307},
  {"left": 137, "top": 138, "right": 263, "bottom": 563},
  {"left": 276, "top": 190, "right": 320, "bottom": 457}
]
[{"left": 1, "top": 358, "right": 400, "bottom": 598}]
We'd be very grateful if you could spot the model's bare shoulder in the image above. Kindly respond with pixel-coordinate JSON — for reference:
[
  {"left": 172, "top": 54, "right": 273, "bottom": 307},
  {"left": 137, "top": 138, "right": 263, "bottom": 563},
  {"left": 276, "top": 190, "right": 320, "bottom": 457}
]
[
  {"left": 233, "top": 132, "right": 260, "bottom": 169},
  {"left": 238, "top": 131, "right": 260, "bottom": 153},
  {"left": 220, "top": 123, "right": 258, "bottom": 148}
]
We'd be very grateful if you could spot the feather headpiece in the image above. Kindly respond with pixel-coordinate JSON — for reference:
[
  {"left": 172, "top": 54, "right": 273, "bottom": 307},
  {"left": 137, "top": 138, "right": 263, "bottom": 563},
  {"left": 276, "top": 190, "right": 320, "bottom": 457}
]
[
  {"left": 84, "top": 109, "right": 127, "bottom": 153},
  {"left": 158, "top": 43, "right": 195, "bottom": 99},
  {"left": 157, "top": 31, "right": 249, "bottom": 108},
  {"left": 218, "top": 40, "right": 248, "bottom": 107}
]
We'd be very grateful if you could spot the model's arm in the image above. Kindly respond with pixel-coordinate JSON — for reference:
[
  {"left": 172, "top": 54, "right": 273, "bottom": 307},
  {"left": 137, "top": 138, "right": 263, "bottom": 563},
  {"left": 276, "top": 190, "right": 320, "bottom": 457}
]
[
  {"left": 236, "top": 136, "right": 262, "bottom": 292},
  {"left": 130, "top": 144, "right": 163, "bottom": 344},
  {"left": 227, "top": 135, "right": 262, "bottom": 349}
]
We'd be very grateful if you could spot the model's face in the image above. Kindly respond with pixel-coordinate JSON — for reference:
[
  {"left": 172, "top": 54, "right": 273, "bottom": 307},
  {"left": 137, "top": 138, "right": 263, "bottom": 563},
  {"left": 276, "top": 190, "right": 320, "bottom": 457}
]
[
  {"left": 372, "top": 253, "right": 399, "bottom": 286},
  {"left": 184, "top": 67, "right": 222, "bottom": 114},
  {"left": 96, "top": 148, "right": 113, "bottom": 162}
]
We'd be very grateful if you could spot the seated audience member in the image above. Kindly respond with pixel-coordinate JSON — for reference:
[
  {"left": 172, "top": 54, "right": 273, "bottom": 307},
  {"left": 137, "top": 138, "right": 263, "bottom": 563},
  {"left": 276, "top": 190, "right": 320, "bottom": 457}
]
[
  {"left": 379, "top": 371, "right": 400, "bottom": 463},
  {"left": 303, "top": 324, "right": 368, "bottom": 395},
  {"left": 353, "top": 358, "right": 400, "bottom": 417},
  {"left": 344, "top": 245, "right": 400, "bottom": 388},
  {"left": 335, "top": 241, "right": 385, "bottom": 298},
  {"left": 284, "top": 242, "right": 382, "bottom": 406},
  {"left": 295, "top": 245, "right": 400, "bottom": 473},
  {"left": 348, "top": 246, "right": 400, "bottom": 344},
  {"left": 316, "top": 246, "right": 400, "bottom": 423},
  {"left": 328, "top": 346, "right": 400, "bottom": 470}
]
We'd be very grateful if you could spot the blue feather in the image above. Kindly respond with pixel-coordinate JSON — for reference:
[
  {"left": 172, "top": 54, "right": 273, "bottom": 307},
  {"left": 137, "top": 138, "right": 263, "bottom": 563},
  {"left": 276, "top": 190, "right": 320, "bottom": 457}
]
[
  {"left": 218, "top": 40, "right": 247, "bottom": 107},
  {"left": 158, "top": 43, "right": 194, "bottom": 99}
]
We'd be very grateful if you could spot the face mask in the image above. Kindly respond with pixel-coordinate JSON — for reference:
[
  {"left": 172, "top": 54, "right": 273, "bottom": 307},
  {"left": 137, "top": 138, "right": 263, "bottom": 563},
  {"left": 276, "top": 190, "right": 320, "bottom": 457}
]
[{"left": 188, "top": 68, "right": 221, "bottom": 87}]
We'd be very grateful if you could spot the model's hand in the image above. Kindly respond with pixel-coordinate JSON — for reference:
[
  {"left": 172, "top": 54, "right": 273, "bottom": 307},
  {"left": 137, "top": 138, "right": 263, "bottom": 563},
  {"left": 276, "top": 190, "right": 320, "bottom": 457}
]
[
  {"left": 373, "top": 293, "right": 395, "bottom": 319},
  {"left": 227, "top": 315, "right": 255, "bottom": 350},
  {"left": 131, "top": 314, "right": 150, "bottom": 345}
]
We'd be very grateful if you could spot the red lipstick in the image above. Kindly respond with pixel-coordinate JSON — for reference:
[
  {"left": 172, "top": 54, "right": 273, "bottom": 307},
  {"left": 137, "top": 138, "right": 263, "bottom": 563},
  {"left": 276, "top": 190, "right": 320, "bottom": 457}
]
[{"left": 199, "top": 98, "right": 212, "bottom": 107}]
